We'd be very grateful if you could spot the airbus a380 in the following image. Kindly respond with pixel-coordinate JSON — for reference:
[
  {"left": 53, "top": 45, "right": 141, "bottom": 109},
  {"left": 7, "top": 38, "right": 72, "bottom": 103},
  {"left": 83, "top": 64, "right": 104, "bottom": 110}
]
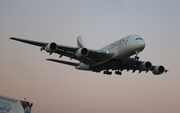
[{"left": 10, "top": 35, "right": 168, "bottom": 75}]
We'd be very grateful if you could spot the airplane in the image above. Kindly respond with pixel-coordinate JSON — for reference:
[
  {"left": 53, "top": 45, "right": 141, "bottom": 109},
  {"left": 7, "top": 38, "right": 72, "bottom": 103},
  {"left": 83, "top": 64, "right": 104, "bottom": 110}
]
[{"left": 10, "top": 34, "right": 168, "bottom": 75}]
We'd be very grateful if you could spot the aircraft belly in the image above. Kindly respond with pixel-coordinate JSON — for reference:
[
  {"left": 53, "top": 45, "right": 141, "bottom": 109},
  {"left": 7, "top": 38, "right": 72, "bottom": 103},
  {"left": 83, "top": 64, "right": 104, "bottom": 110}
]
[
  {"left": 90, "top": 47, "right": 133, "bottom": 66},
  {"left": 116, "top": 47, "right": 134, "bottom": 58}
]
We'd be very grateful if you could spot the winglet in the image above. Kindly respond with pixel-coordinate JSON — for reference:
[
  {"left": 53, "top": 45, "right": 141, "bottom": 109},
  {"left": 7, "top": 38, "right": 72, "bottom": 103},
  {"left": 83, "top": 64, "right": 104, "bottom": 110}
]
[
  {"left": 9, "top": 37, "right": 15, "bottom": 41},
  {"left": 77, "top": 36, "right": 84, "bottom": 48},
  {"left": 165, "top": 70, "right": 169, "bottom": 74}
]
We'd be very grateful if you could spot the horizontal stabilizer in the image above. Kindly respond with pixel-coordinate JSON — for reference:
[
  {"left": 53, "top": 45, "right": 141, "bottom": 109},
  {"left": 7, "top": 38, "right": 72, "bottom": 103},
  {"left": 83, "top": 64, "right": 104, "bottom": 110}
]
[{"left": 46, "top": 59, "right": 79, "bottom": 66}]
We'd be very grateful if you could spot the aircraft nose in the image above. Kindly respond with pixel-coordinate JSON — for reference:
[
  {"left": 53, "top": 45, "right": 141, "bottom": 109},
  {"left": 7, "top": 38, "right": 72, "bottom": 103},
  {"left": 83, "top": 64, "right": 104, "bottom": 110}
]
[
  {"left": 139, "top": 40, "right": 145, "bottom": 49},
  {"left": 134, "top": 39, "right": 145, "bottom": 51},
  {"left": 138, "top": 40, "right": 145, "bottom": 51}
]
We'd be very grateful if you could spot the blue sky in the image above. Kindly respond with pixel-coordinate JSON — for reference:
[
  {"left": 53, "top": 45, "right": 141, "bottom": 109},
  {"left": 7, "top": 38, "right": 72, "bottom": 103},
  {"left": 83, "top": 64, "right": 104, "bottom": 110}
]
[{"left": 0, "top": 0, "right": 180, "bottom": 113}]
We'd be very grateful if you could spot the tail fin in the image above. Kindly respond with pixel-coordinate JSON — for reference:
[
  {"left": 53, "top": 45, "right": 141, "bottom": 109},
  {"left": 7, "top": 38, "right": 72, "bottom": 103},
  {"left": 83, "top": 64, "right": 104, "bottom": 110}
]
[{"left": 77, "top": 36, "right": 84, "bottom": 48}]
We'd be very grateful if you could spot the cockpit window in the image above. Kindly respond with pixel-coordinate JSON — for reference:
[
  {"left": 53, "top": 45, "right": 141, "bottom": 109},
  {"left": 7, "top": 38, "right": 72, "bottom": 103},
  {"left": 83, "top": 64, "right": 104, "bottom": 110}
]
[{"left": 135, "top": 38, "right": 143, "bottom": 40}]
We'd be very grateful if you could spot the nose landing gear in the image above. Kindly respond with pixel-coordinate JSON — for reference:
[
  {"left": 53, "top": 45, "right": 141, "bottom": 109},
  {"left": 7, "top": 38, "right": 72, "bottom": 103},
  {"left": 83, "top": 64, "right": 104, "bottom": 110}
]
[
  {"left": 135, "top": 56, "right": 139, "bottom": 60},
  {"left": 135, "top": 50, "right": 139, "bottom": 60}
]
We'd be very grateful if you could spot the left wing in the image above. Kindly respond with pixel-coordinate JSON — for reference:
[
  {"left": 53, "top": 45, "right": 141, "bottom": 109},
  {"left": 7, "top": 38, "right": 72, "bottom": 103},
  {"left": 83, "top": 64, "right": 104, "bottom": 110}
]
[
  {"left": 10, "top": 37, "right": 114, "bottom": 65},
  {"left": 111, "top": 58, "right": 168, "bottom": 75}
]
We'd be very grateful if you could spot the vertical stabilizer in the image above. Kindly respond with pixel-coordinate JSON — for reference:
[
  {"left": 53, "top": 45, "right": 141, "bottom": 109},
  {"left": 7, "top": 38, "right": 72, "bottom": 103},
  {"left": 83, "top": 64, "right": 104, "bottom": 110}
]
[{"left": 77, "top": 36, "right": 84, "bottom": 48}]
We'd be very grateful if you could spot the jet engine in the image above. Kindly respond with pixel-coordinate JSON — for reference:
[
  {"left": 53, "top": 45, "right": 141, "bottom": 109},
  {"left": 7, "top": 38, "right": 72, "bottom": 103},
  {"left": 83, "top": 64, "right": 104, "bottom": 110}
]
[
  {"left": 45, "top": 42, "right": 57, "bottom": 52},
  {"left": 152, "top": 66, "right": 165, "bottom": 75},
  {"left": 76, "top": 48, "right": 89, "bottom": 59},
  {"left": 139, "top": 61, "right": 152, "bottom": 71}
]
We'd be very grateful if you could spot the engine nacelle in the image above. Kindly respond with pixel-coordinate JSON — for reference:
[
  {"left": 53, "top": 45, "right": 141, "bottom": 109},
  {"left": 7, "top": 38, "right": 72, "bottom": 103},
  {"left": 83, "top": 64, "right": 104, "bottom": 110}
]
[
  {"left": 76, "top": 48, "right": 89, "bottom": 59},
  {"left": 152, "top": 66, "right": 165, "bottom": 75},
  {"left": 45, "top": 42, "right": 57, "bottom": 52},
  {"left": 139, "top": 61, "right": 152, "bottom": 71}
]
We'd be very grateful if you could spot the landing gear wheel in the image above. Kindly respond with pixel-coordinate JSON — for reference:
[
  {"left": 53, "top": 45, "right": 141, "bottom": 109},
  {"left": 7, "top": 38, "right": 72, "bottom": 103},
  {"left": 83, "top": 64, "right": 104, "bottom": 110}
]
[
  {"left": 108, "top": 71, "right": 112, "bottom": 75},
  {"left": 115, "top": 71, "right": 122, "bottom": 75},
  {"left": 135, "top": 56, "right": 139, "bottom": 60},
  {"left": 103, "top": 71, "right": 112, "bottom": 75}
]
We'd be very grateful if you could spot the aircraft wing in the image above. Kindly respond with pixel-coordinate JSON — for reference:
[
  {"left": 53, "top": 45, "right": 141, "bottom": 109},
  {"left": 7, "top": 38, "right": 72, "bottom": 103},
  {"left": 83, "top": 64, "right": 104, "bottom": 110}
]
[
  {"left": 10, "top": 37, "right": 114, "bottom": 65},
  {"left": 110, "top": 58, "right": 168, "bottom": 75}
]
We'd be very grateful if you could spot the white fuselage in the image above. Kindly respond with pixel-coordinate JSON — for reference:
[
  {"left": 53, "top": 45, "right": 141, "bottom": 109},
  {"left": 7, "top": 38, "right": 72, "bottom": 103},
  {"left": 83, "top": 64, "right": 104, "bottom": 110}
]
[{"left": 76, "top": 35, "right": 145, "bottom": 70}]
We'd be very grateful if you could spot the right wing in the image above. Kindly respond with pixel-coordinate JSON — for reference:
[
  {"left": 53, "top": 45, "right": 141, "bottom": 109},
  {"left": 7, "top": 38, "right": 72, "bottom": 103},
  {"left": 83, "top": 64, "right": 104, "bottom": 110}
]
[{"left": 10, "top": 37, "right": 114, "bottom": 65}]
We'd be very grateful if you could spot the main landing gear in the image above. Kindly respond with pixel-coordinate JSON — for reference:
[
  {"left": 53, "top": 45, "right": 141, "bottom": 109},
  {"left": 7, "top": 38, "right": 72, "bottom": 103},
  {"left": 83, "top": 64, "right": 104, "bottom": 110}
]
[
  {"left": 103, "top": 70, "right": 112, "bottom": 75},
  {"left": 115, "top": 70, "right": 122, "bottom": 75},
  {"left": 103, "top": 70, "right": 122, "bottom": 75}
]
